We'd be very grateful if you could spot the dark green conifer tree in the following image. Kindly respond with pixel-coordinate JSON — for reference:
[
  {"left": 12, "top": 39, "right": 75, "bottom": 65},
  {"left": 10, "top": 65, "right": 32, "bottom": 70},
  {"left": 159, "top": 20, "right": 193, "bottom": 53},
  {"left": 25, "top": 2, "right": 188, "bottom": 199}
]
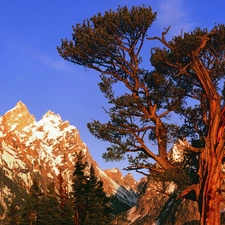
[
  {"left": 7, "top": 201, "right": 20, "bottom": 225},
  {"left": 84, "top": 165, "right": 112, "bottom": 225},
  {"left": 19, "top": 178, "right": 42, "bottom": 225},
  {"left": 60, "top": 197, "right": 75, "bottom": 225},
  {"left": 57, "top": 171, "right": 74, "bottom": 225},
  {"left": 19, "top": 180, "right": 63, "bottom": 225},
  {"left": 71, "top": 152, "right": 88, "bottom": 225},
  {"left": 71, "top": 152, "right": 112, "bottom": 225},
  {"left": 36, "top": 183, "right": 61, "bottom": 225}
]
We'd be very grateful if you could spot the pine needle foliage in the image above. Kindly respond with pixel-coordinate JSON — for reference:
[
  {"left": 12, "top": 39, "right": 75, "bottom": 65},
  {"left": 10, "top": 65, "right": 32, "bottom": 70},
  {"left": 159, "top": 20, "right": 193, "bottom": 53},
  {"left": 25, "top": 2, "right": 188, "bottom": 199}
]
[
  {"left": 71, "top": 152, "right": 112, "bottom": 225},
  {"left": 58, "top": 5, "right": 225, "bottom": 224}
]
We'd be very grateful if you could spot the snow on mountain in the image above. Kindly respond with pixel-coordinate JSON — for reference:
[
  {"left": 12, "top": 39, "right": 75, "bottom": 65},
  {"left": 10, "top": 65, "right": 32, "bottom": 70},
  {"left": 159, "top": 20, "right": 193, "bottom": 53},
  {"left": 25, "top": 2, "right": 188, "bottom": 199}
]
[
  {"left": 98, "top": 166, "right": 138, "bottom": 207},
  {"left": 168, "top": 138, "right": 189, "bottom": 163},
  {"left": 0, "top": 101, "right": 140, "bottom": 220}
]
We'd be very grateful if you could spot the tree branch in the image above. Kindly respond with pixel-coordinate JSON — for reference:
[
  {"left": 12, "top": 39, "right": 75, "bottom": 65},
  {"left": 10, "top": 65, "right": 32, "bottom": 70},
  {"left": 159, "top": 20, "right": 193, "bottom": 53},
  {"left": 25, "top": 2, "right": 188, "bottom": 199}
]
[
  {"left": 176, "top": 183, "right": 199, "bottom": 199},
  {"left": 147, "top": 26, "right": 174, "bottom": 50}
]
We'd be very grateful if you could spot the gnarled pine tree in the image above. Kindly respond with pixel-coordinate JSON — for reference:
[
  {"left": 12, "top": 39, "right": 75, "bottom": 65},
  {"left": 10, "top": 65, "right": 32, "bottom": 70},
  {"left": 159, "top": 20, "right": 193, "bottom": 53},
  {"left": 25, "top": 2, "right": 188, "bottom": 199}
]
[{"left": 58, "top": 6, "right": 225, "bottom": 225}]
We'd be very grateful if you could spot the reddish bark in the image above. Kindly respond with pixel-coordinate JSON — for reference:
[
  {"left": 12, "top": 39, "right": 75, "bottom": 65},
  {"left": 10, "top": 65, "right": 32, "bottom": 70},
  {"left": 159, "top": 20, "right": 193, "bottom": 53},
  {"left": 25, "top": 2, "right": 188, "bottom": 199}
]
[
  {"left": 198, "top": 154, "right": 222, "bottom": 225},
  {"left": 197, "top": 101, "right": 225, "bottom": 225}
]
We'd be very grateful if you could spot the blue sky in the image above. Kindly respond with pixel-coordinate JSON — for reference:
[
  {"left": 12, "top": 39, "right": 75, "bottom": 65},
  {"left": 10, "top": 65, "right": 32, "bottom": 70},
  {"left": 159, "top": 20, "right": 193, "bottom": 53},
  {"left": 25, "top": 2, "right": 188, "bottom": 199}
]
[{"left": 0, "top": 0, "right": 224, "bottom": 180}]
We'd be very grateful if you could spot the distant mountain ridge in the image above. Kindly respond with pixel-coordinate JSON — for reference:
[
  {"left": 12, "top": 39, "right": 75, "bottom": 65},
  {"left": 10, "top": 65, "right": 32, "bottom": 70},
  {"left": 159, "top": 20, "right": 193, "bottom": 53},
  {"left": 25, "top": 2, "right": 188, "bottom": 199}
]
[
  {"left": 0, "top": 101, "right": 143, "bottom": 221},
  {"left": 3, "top": 102, "right": 225, "bottom": 224}
]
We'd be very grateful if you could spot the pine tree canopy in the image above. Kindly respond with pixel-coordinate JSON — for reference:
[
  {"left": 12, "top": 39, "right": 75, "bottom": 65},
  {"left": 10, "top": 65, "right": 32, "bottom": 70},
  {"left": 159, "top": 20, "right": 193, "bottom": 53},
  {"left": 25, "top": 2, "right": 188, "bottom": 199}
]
[
  {"left": 58, "top": 5, "right": 225, "bottom": 174},
  {"left": 58, "top": 6, "right": 225, "bottom": 224}
]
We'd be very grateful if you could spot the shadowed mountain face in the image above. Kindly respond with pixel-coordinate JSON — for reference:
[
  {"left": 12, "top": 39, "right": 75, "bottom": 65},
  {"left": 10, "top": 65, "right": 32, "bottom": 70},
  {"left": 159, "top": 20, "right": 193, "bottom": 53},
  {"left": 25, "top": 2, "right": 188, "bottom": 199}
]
[{"left": 0, "top": 101, "right": 142, "bottom": 221}]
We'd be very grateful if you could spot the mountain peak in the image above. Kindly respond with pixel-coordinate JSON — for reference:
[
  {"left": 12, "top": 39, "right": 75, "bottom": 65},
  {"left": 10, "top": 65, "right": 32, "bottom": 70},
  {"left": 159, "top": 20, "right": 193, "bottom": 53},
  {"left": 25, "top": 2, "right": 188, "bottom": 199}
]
[
  {"left": 104, "top": 168, "right": 124, "bottom": 184},
  {"left": 124, "top": 173, "right": 136, "bottom": 187},
  {"left": 6, "top": 101, "right": 28, "bottom": 113},
  {"left": 1, "top": 101, "right": 35, "bottom": 132},
  {"left": 43, "top": 110, "right": 61, "bottom": 121},
  {"left": 0, "top": 102, "right": 139, "bottom": 220},
  {"left": 37, "top": 110, "right": 63, "bottom": 129},
  {"left": 44, "top": 110, "right": 58, "bottom": 117},
  {"left": 14, "top": 100, "right": 25, "bottom": 108}
]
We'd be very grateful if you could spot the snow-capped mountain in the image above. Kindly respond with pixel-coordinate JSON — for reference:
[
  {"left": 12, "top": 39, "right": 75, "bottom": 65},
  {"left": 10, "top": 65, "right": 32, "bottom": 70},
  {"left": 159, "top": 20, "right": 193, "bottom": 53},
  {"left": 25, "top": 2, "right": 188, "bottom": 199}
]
[{"left": 0, "top": 101, "right": 140, "bottom": 220}]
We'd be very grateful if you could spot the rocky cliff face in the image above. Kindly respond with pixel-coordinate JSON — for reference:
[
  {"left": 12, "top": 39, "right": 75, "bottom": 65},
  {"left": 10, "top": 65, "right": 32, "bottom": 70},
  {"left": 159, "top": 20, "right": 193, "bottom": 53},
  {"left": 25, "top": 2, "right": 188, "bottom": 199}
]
[
  {"left": 0, "top": 101, "right": 139, "bottom": 220},
  {"left": 115, "top": 140, "right": 225, "bottom": 225},
  {"left": 114, "top": 140, "right": 201, "bottom": 225},
  {"left": 120, "top": 179, "right": 200, "bottom": 225}
]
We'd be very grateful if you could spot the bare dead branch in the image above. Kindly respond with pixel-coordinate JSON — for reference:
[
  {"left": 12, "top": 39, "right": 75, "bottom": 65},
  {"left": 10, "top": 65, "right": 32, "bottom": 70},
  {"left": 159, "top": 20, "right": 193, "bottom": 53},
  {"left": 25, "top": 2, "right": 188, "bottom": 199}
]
[
  {"left": 147, "top": 26, "right": 174, "bottom": 50},
  {"left": 125, "top": 164, "right": 165, "bottom": 174},
  {"left": 177, "top": 184, "right": 199, "bottom": 199},
  {"left": 135, "top": 169, "right": 149, "bottom": 176}
]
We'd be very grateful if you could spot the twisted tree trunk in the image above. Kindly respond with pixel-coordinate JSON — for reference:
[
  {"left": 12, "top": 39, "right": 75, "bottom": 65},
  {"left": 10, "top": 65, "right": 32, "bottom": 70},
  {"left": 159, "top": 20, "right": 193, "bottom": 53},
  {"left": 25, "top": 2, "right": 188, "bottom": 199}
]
[
  {"left": 197, "top": 99, "right": 225, "bottom": 225},
  {"left": 198, "top": 152, "right": 222, "bottom": 225}
]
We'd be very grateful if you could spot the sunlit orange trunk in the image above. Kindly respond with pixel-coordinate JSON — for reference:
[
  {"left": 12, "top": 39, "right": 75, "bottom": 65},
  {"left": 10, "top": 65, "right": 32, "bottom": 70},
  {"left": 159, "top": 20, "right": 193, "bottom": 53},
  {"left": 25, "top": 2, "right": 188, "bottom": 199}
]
[
  {"left": 197, "top": 99, "right": 225, "bottom": 225},
  {"left": 198, "top": 152, "right": 222, "bottom": 225},
  {"left": 196, "top": 93, "right": 225, "bottom": 225}
]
